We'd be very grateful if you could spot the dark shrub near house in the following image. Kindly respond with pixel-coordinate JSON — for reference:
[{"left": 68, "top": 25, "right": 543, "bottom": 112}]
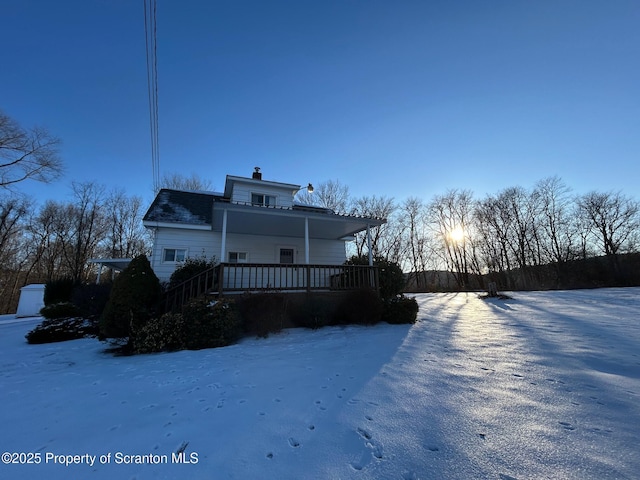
[
  {"left": 182, "top": 297, "right": 241, "bottom": 349},
  {"left": 26, "top": 317, "right": 97, "bottom": 344},
  {"left": 333, "top": 288, "right": 383, "bottom": 326},
  {"left": 167, "top": 256, "right": 217, "bottom": 290},
  {"left": 382, "top": 295, "right": 419, "bottom": 324},
  {"left": 133, "top": 312, "right": 186, "bottom": 354},
  {"left": 44, "top": 278, "right": 76, "bottom": 305},
  {"left": 40, "top": 301, "right": 81, "bottom": 320},
  {"left": 290, "top": 294, "right": 334, "bottom": 330},
  {"left": 345, "top": 255, "right": 405, "bottom": 300},
  {"left": 236, "top": 293, "right": 288, "bottom": 337},
  {"left": 100, "top": 255, "right": 162, "bottom": 341},
  {"left": 71, "top": 283, "right": 112, "bottom": 319}
]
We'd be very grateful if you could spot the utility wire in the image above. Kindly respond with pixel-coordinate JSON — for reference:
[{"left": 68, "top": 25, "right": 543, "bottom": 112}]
[{"left": 144, "top": 0, "right": 160, "bottom": 192}]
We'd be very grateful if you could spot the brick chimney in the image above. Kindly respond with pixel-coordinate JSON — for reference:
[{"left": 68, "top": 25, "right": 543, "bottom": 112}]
[{"left": 252, "top": 167, "right": 262, "bottom": 180}]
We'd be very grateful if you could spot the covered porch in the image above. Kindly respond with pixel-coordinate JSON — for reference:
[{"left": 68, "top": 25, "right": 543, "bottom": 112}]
[{"left": 212, "top": 199, "right": 385, "bottom": 266}]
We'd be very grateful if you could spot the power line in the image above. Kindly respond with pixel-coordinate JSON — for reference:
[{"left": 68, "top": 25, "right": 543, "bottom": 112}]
[{"left": 144, "top": 0, "right": 160, "bottom": 192}]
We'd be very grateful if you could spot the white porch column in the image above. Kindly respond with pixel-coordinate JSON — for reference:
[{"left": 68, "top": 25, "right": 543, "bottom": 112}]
[
  {"left": 304, "top": 216, "right": 310, "bottom": 264},
  {"left": 367, "top": 223, "right": 373, "bottom": 266},
  {"left": 220, "top": 209, "right": 228, "bottom": 263}
]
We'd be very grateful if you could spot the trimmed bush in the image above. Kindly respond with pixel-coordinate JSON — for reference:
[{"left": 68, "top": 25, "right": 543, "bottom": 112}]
[
  {"left": 71, "top": 283, "right": 112, "bottom": 319},
  {"left": 236, "top": 293, "right": 288, "bottom": 338},
  {"left": 133, "top": 313, "right": 186, "bottom": 354},
  {"left": 290, "top": 295, "right": 333, "bottom": 330},
  {"left": 182, "top": 298, "right": 241, "bottom": 349},
  {"left": 100, "top": 255, "right": 162, "bottom": 340},
  {"left": 26, "top": 317, "right": 97, "bottom": 344},
  {"left": 40, "top": 302, "right": 81, "bottom": 320},
  {"left": 345, "top": 255, "right": 405, "bottom": 300},
  {"left": 44, "top": 278, "right": 76, "bottom": 305},
  {"left": 333, "top": 288, "right": 383, "bottom": 326},
  {"left": 168, "top": 256, "right": 217, "bottom": 290},
  {"left": 382, "top": 295, "right": 419, "bottom": 324}
]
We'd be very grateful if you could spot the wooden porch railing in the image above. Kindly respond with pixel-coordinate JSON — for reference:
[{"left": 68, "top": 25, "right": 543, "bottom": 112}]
[
  {"left": 217, "top": 263, "right": 379, "bottom": 294},
  {"left": 161, "top": 265, "right": 218, "bottom": 313},
  {"left": 160, "top": 263, "right": 379, "bottom": 313}
]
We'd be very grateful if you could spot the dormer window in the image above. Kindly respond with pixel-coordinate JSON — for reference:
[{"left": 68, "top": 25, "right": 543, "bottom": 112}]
[{"left": 251, "top": 193, "right": 276, "bottom": 207}]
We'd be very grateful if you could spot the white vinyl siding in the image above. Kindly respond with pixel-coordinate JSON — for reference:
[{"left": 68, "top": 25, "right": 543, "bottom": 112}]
[
  {"left": 230, "top": 180, "right": 295, "bottom": 208},
  {"left": 223, "top": 233, "right": 345, "bottom": 265},
  {"left": 150, "top": 228, "right": 220, "bottom": 282},
  {"left": 149, "top": 228, "right": 347, "bottom": 282}
]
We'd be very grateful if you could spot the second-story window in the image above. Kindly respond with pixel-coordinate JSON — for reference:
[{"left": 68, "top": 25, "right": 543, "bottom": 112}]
[{"left": 251, "top": 193, "right": 276, "bottom": 207}]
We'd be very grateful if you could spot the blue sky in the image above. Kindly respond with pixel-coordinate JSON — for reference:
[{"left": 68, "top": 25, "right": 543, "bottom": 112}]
[{"left": 2, "top": 1, "right": 638, "bottom": 207}]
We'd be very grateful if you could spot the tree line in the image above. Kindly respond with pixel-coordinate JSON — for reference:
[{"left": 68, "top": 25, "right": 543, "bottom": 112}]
[
  {"left": 297, "top": 176, "right": 640, "bottom": 292},
  {"left": 0, "top": 182, "right": 150, "bottom": 313}
]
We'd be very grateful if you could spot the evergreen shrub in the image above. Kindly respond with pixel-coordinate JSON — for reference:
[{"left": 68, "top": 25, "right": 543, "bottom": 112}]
[
  {"left": 333, "top": 288, "right": 383, "bottom": 326},
  {"left": 182, "top": 297, "right": 241, "bottom": 349},
  {"left": 382, "top": 295, "right": 419, "bottom": 324},
  {"left": 26, "top": 317, "right": 97, "bottom": 344},
  {"left": 44, "top": 278, "right": 76, "bottom": 305},
  {"left": 71, "top": 283, "right": 112, "bottom": 319},
  {"left": 236, "top": 293, "right": 288, "bottom": 337},
  {"left": 290, "top": 295, "right": 333, "bottom": 329},
  {"left": 168, "top": 256, "right": 217, "bottom": 290},
  {"left": 99, "top": 255, "right": 162, "bottom": 340},
  {"left": 133, "top": 312, "right": 186, "bottom": 354},
  {"left": 345, "top": 255, "right": 405, "bottom": 300},
  {"left": 40, "top": 302, "right": 81, "bottom": 320}
]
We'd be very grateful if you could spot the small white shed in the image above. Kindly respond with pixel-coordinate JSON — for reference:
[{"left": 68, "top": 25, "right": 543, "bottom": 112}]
[{"left": 16, "top": 284, "right": 46, "bottom": 318}]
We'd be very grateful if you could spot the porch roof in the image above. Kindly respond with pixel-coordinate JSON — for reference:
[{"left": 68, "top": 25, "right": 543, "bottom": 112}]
[
  {"left": 143, "top": 188, "right": 386, "bottom": 240},
  {"left": 212, "top": 200, "right": 385, "bottom": 240}
]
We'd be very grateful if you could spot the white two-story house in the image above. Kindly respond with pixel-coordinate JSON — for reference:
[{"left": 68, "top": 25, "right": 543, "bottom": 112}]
[{"left": 142, "top": 169, "right": 386, "bottom": 296}]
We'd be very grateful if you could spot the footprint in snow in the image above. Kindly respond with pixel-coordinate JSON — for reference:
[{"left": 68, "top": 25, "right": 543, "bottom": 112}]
[
  {"left": 288, "top": 437, "right": 300, "bottom": 448},
  {"left": 559, "top": 421, "right": 575, "bottom": 430}
]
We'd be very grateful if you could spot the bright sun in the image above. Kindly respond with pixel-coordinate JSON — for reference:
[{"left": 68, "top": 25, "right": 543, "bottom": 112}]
[{"left": 449, "top": 226, "right": 465, "bottom": 243}]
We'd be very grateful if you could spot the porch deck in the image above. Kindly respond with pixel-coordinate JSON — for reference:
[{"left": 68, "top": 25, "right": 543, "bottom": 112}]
[
  {"left": 218, "top": 263, "right": 379, "bottom": 294},
  {"left": 162, "top": 263, "right": 379, "bottom": 312}
]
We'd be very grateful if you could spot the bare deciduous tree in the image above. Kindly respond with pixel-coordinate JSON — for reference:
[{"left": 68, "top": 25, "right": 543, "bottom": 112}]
[
  {"left": 295, "top": 179, "right": 350, "bottom": 214},
  {"left": 103, "top": 189, "right": 150, "bottom": 259},
  {"left": 577, "top": 191, "right": 640, "bottom": 272},
  {"left": 350, "top": 195, "right": 396, "bottom": 258},
  {"left": 428, "top": 190, "right": 477, "bottom": 289},
  {"left": 158, "top": 172, "right": 213, "bottom": 192},
  {"left": 0, "top": 110, "right": 63, "bottom": 189}
]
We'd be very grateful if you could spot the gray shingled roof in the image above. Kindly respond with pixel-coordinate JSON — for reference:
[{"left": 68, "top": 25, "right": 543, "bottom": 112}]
[{"left": 143, "top": 189, "right": 217, "bottom": 225}]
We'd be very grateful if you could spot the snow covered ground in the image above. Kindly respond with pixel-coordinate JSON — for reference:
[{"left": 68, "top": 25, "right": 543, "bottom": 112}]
[{"left": 1, "top": 288, "right": 639, "bottom": 480}]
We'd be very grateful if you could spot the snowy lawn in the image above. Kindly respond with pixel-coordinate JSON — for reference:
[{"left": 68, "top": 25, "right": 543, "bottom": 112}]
[{"left": 1, "top": 288, "right": 639, "bottom": 480}]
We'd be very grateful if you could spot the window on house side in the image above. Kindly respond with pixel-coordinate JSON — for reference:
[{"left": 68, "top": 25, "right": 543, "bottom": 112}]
[
  {"left": 251, "top": 193, "right": 276, "bottom": 207},
  {"left": 279, "top": 248, "right": 294, "bottom": 264},
  {"left": 228, "top": 252, "right": 248, "bottom": 263},
  {"left": 164, "top": 248, "right": 187, "bottom": 262}
]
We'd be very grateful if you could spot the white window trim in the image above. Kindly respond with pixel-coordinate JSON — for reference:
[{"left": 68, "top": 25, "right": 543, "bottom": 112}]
[
  {"left": 162, "top": 247, "right": 188, "bottom": 263},
  {"left": 251, "top": 192, "right": 277, "bottom": 207},
  {"left": 228, "top": 251, "right": 249, "bottom": 263}
]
